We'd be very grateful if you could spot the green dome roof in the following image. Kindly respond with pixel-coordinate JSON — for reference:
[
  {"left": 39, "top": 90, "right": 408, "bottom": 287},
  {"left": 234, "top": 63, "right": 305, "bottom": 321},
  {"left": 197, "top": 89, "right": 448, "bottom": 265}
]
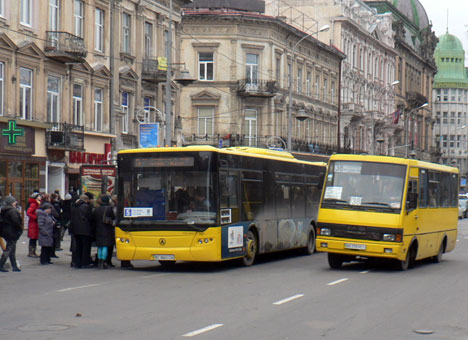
[
  {"left": 392, "top": 0, "right": 429, "bottom": 30},
  {"left": 434, "top": 32, "right": 468, "bottom": 88}
]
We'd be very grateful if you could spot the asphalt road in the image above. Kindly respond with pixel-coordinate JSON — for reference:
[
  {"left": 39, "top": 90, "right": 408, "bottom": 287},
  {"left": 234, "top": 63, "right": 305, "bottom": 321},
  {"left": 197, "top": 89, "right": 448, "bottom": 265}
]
[{"left": 2, "top": 219, "right": 468, "bottom": 340}]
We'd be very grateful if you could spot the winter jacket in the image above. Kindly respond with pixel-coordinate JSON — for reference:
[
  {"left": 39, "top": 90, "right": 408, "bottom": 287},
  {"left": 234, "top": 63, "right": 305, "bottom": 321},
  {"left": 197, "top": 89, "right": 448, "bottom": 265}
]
[
  {"left": 0, "top": 205, "right": 23, "bottom": 241},
  {"left": 93, "top": 203, "right": 115, "bottom": 247},
  {"left": 26, "top": 198, "right": 40, "bottom": 239},
  {"left": 70, "top": 200, "right": 94, "bottom": 237},
  {"left": 61, "top": 199, "right": 72, "bottom": 227},
  {"left": 37, "top": 209, "right": 55, "bottom": 247}
]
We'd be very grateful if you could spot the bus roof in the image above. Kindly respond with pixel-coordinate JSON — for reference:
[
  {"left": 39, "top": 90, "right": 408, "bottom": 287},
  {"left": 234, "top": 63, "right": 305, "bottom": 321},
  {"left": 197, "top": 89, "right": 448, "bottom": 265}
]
[
  {"left": 118, "top": 145, "right": 327, "bottom": 167},
  {"left": 329, "top": 154, "right": 459, "bottom": 174}
]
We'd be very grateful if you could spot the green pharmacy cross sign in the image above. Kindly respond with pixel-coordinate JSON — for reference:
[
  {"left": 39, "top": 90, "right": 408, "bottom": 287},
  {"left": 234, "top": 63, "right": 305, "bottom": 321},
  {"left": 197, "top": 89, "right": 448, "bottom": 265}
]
[{"left": 2, "top": 120, "right": 24, "bottom": 144}]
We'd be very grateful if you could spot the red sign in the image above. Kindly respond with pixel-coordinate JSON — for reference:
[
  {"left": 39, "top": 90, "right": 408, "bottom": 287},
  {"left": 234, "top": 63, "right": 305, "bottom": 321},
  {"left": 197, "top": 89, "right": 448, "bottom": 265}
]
[{"left": 70, "top": 151, "right": 106, "bottom": 164}]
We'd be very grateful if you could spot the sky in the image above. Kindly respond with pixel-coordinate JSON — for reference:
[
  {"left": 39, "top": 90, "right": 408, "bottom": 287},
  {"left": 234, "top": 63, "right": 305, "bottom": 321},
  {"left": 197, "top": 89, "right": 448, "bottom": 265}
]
[{"left": 419, "top": 0, "right": 468, "bottom": 65}]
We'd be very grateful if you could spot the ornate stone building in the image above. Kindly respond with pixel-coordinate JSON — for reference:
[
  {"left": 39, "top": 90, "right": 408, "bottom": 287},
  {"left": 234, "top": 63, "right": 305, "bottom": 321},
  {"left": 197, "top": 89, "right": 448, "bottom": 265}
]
[
  {"left": 266, "top": 0, "right": 398, "bottom": 155},
  {"left": 432, "top": 32, "right": 468, "bottom": 178},
  {"left": 179, "top": 1, "right": 345, "bottom": 152},
  {"left": 365, "top": 0, "right": 438, "bottom": 161}
]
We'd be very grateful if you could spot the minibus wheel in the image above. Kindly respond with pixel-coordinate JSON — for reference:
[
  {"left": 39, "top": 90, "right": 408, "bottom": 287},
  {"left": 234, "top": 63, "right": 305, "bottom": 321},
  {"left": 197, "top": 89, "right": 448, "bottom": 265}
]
[
  {"left": 241, "top": 230, "right": 257, "bottom": 266},
  {"left": 432, "top": 241, "right": 445, "bottom": 263},
  {"left": 328, "top": 253, "right": 343, "bottom": 269},
  {"left": 397, "top": 252, "right": 410, "bottom": 271}
]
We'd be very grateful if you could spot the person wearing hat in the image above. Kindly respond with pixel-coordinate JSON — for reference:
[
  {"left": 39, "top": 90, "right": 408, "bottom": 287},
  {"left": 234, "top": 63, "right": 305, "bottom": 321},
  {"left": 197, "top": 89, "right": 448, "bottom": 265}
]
[
  {"left": 92, "top": 195, "right": 115, "bottom": 269},
  {"left": 26, "top": 192, "right": 42, "bottom": 258},
  {"left": 70, "top": 195, "right": 95, "bottom": 268},
  {"left": 60, "top": 193, "right": 73, "bottom": 240},
  {"left": 36, "top": 203, "right": 55, "bottom": 265},
  {"left": 0, "top": 196, "right": 23, "bottom": 272}
]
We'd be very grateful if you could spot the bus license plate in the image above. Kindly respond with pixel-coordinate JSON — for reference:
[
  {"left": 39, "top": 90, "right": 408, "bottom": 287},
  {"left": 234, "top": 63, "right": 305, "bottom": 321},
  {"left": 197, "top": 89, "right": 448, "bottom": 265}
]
[
  {"left": 344, "top": 243, "right": 366, "bottom": 251},
  {"left": 154, "top": 254, "right": 175, "bottom": 261}
]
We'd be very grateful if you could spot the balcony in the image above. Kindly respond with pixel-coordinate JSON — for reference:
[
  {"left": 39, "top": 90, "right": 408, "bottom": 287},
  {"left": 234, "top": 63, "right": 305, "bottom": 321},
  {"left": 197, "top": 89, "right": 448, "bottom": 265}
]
[
  {"left": 237, "top": 80, "right": 277, "bottom": 98},
  {"left": 44, "top": 32, "right": 87, "bottom": 63},
  {"left": 46, "top": 123, "right": 84, "bottom": 151},
  {"left": 142, "top": 57, "right": 167, "bottom": 83}
]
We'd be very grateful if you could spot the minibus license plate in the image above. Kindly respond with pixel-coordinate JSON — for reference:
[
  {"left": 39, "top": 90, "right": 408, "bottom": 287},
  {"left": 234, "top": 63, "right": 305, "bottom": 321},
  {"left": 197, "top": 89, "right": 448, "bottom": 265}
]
[
  {"left": 154, "top": 254, "right": 175, "bottom": 261},
  {"left": 344, "top": 243, "right": 366, "bottom": 251}
]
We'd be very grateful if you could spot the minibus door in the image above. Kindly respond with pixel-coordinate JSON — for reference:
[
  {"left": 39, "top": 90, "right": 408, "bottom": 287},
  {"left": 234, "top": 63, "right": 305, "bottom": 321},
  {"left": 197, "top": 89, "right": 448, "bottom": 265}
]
[{"left": 404, "top": 178, "right": 419, "bottom": 254}]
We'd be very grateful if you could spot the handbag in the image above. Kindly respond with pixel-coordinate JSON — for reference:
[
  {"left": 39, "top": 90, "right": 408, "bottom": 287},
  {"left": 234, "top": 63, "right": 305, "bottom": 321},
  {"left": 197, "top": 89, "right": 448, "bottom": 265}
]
[{"left": 102, "top": 206, "right": 113, "bottom": 225}]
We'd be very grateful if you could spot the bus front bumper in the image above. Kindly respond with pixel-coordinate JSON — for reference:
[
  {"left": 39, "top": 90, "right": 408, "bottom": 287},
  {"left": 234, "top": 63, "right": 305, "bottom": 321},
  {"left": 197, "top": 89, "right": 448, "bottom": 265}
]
[{"left": 316, "top": 237, "right": 406, "bottom": 260}]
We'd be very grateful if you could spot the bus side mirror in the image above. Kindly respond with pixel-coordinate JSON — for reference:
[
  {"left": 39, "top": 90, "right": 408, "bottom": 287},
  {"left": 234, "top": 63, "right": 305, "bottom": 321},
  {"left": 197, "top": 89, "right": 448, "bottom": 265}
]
[{"left": 407, "top": 192, "right": 418, "bottom": 211}]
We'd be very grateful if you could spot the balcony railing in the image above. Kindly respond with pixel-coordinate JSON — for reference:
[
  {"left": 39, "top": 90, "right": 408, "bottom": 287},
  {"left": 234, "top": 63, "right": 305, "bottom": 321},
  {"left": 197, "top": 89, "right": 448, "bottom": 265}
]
[
  {"left": 237, "top": 80, "right": 277, "bottom": 97},
  {"left": 45, "top": 31, "right": 87, "bottom": 62},
  {"left": 142, "top": 57, "right": 167, "bottom": 83},
  {"left": 46, "top": 123, "right": 84, "bottom": 151}
]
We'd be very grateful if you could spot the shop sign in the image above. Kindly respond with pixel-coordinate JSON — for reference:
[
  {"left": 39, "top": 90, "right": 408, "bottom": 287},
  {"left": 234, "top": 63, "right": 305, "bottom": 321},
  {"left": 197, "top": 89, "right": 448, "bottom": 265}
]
[
  {"left": 69, "top": 151, "right": 107, "bottom": 164},
  {"left": 0, "top": 121, "right": 35, "bottom": 154},
  {"left": 80, "top": 165, "right": 116, "bottom": 198}
]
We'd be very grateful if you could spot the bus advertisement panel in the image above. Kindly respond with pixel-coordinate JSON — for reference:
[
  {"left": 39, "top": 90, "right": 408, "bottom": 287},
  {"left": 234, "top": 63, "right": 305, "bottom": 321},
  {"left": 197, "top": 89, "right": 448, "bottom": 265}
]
[
  {"left": 316, "top": 154, "right": 458, "bottom": 270},
  {"left": 115, "top": 146, "right": 326, "bottom": 266}
]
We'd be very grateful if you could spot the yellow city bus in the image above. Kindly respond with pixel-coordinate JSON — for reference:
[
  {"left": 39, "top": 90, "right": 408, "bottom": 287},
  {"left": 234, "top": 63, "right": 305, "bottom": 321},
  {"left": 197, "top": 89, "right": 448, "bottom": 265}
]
[
  {"left": 316, "top": 154, "right": 459, "bottom": 270},
  {"left": 115, "top": 146, "right": 326, "bottom": 266}
]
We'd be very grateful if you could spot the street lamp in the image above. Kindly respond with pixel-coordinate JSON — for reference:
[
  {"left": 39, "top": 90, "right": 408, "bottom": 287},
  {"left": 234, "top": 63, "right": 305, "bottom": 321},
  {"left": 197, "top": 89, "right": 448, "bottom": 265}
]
[
  {"left": 405, "top": 102, "right": 428, "bottom": 158},
  {"left": 370, "top": 80, "right": 399, "bottom": 155},
  {"left": 287, "top": 24, "right": 330, "bottom": 152}
]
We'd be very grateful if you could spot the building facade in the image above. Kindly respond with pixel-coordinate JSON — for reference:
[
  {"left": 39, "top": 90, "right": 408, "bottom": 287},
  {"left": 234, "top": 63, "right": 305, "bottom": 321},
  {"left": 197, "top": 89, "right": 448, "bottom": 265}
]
[
  {"left": 365, "top": 0, "right": 438, "bottom": 161},
  {"left": 266, "top": 0, "right": 398, "bottom": 155},
  {"left": 179, "top": 2, "right": 345, "bottom": 152},
  {"left": 432, "top": 32, "right": 468, "bottom": 179}
]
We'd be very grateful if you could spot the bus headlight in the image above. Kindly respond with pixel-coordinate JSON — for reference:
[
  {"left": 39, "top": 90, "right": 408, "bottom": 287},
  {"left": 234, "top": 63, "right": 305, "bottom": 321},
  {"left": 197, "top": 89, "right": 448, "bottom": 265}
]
[
  {"left": 383, "top": 234, "right": 396, "bottom": 241},
  {"left": 320, "top": 228, "right": 331, "bottom": 236}
]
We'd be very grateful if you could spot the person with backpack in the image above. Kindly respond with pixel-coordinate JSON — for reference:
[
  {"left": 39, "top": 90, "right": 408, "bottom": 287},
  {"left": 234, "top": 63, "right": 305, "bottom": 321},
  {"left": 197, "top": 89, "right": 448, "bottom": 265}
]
[
  {"left": 0, "top": 196, "right": 23, "bottom": 272},
  {"left": 92, "top": 195, "right": 115, "bottom": 269}
]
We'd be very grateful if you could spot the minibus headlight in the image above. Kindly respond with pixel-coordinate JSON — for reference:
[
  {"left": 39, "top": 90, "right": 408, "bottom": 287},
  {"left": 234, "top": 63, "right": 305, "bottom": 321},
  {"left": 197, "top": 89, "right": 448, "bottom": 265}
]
[
  {"left": 383, "top": 234, "right": 396, "bottom": 242},
  {"left": 320, "top": 228, "right": 331, "bottom": 236}
]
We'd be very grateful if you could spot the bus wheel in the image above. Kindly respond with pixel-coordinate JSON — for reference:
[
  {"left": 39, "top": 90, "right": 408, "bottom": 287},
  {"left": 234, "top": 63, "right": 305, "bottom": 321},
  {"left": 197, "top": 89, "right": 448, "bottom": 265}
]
[
  {"left": 432, "top": 241, "right": 444, "bottom": 263},
  {"left": 242, "top": 230, "right": 257, "bottom": 267},
  {"left": 397, "top": 251, "right": 410, "bottom": 271},
  {"left": 398, "top": 245, "right": 416, "bottom": 271},
  {"left": 328, "top": 253, "right": 343, "bottom": 269},
  {"left": 159, "top": 260, "right": 176, "bottom": 267},
  {"left": 302, "top": 231, "right": 316, "bottom": 255}
]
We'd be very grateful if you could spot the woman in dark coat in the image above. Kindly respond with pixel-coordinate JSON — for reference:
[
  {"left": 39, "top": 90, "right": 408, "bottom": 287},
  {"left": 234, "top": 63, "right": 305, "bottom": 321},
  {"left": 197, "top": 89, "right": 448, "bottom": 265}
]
[
  {"left": 0, "top": 196, "right": 23, "bottom": 272},
  {"left": 37, "top": 203, "right": 55, "bottom": 265},
  {"left": 92, "top": 195, "right": 115, "bottom": 269}
]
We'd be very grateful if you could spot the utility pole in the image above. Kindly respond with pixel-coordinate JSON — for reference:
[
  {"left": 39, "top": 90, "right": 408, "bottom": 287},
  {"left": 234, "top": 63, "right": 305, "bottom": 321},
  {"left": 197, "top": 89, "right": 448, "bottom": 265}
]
[{"left": 165, "top": 0, "right": 173, "bottom": 147}]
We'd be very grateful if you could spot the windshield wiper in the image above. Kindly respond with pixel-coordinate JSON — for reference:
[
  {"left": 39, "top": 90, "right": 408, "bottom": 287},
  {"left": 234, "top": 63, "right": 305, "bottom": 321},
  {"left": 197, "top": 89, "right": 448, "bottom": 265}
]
[
  {"left": 324, "top": 198, "right": 348, "bottom": 204},
  {"left": 362, "top": 202, "right": 395, "bottom": 210}
]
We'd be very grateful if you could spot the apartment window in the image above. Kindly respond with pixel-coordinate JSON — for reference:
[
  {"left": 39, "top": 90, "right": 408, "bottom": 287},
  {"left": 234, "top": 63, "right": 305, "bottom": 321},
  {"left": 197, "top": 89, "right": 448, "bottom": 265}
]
[
  {"left": 275, "top": 57, "right": 281, "bottom": 83},
  {"left": 0, "top": 63, "right": 3, "bottom": 116},
  {"left": 47, "top": 76, "right": 60, "bottom": 123},
  {"left": 73, "top": 84, "right": 83, "bottom": 126},
  {"left": 49, "top": 0, "right": 60, "bottom": 31},
  {"left": 297, "top": 68, "right": 303, "bottom": 94},
  {"left": 443, "top": 89, "right": 448, "bottom": 101},
  {"left": 198, "top": 106, "right": 214, "bottom": 136},
  {"left": 244, "top": 109, "right": 257, "bottom": 147},
  {"left": 94, "top": 88, "right": 103, "bottom": 132},
  {"left": 121, "top": 92, "right": 129, "bottom": 133},
  {"left": 331, "top": 81, "right": 335, "bottom": 105},
  {"left": 122, "top": 13, "right": 131, "bottom": 54},
  {"left": 315, "top": 75, "right": 320, "bottom": 99},
  {"left": 74, "top": 0, "right": 84, "bottom": 38},
  {"left": 20, "top": 0, "right": 32, "bottom": 26},
  {"left": 95, "top": 9, "right": 104, "bottom": 52},
  {"left": 19, "top": 68, "right": 33, "bottom": 120},
  {"left": 323, "top": 78, "right": 328, "bottom": 101},
  {"left": 245, "top": 53, "right": 258, "bottom": 85},
  {"left": 143, "top": 97, "right": 152, "bottom": 123},
  {"left": 198, "top": 52, "right": 214, "bottom": 81},
  {"left": 144, "top": 22, "right": 152, "bottom": 58},
  {"left": 306, "top": 72, "right": 311, "bottom": 96}
]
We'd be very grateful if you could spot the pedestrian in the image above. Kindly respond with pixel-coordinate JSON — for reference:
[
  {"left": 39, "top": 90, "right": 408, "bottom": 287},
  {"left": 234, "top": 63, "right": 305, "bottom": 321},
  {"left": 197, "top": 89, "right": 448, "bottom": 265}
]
[
  {"left": 0, "top": 190, "right": 6, "bottom": 252},
  {"left": 93, "top": 195, "right": 115, "bottom": 269},
  {"left": 70, "top": 195, "right": 95, "bottom": 268},
  {"left": 50, "top": 193, "right": 63, "bottom": 255},
  {"left": 60, "top": 193, "right": 72, "bottom": 240},
  {"left": 0, "top": 196, "right": 23, "bottom": 272},
  {"left": 26, "top": 192, "right": 42, "bottom": 258},
  {"left": 36, "top": 203, "right": 55, "bottom": 265}
]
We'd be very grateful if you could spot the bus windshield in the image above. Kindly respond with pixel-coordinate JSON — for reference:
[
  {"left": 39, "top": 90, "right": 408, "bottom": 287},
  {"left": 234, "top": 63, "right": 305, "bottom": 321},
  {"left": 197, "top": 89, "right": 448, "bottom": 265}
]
[
  {"left": 119, "top": 152, "right": 216, "bottom": 226},
  {"left": 322, "top": 161, "right": 406, "bottom": 213}
]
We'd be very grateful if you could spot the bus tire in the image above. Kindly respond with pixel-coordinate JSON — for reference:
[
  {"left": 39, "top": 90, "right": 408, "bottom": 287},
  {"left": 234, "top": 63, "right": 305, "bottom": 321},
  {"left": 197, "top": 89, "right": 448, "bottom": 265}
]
[
  {"left": 397, "top": 251, "right": 410, "bottom": 271},
  {"left": 328, "top": 253, "right": 343, "bottom": 269},
  {"left": 302, "top": 230, "right": 316, "bottom": 255},
  {"left": 432, "top": 240, "right": 445, "bottom": 263},
  {"left": 159, "top": 260, "right": 176, "bottom": 267},
  {"left": 398, "top": 244, "right": 416, "bottom": 271},
  {"left": 241, "top": 230, "right": 257, "bottom": 267}
]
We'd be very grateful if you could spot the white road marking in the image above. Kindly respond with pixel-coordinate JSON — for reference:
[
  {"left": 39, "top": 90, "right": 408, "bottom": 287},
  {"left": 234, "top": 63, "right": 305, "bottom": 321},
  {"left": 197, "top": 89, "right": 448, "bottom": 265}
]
[
  {"left": 142, "top": 273, "right": 169, "bottom": 279},
  {"left": 183, "top": 324, "right": 224, "bottom": 337},
  {"left": 273, "top": 294, "right": 304, "bottom": 305},
  {"left": 360, "top": 270, "right": 369, "bottom": 274},
  {"left": 327, "top": 278, "right": 349, "bottom": 286},
  {"left": 57, "top": 284, "right": 100, "bottom": 292},
  {"left": 464, "top": 236, "right": 468, "bottom": 239}
]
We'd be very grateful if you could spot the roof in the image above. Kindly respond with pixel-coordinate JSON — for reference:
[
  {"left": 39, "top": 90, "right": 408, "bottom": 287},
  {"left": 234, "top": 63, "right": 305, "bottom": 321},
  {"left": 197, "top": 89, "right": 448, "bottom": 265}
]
[{"left": 433, "top": 32, "right": 468, "bottom": 87}]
